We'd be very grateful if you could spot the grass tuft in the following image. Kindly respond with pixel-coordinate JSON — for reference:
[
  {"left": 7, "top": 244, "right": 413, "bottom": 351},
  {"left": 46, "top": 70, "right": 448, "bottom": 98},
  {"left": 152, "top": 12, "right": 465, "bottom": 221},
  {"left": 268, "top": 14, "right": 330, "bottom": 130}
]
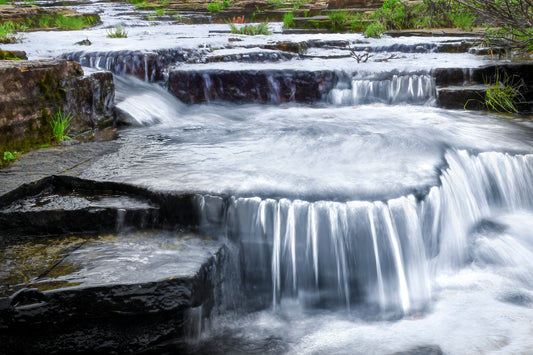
[
  {"left": 107, "top": 25, "right": 128, "bottom": 38},
  {"left": 228, "top": 22, "right": 271, "bottom": 35},
  {"left": 50, "top": 109, "right": 72, "bottom": 143}
]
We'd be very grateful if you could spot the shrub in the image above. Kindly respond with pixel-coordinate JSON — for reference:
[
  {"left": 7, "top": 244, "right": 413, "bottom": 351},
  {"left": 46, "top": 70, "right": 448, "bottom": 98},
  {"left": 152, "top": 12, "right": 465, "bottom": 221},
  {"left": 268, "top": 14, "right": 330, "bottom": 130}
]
[
  {"left": 107, "top": 25, "right": 128, "bottom": 38},
  {"left": 207, "top": 1, "right": 229, "bottom": 12},
  {"left": 328, "top": 10, "right": 348, "bottom": 32},
  {"left": 50, "top": 109, "right": 72, "bottom": 143},
  {"left": 448, "top": 10, "right": 475, "bottom": 31},
  {"left": 364, "top": 21, "right": 385, "bottom": 37},
  {"left": 457, "top": 0, "right": 532, "bottom": 49},
  {"left": 283, "top": 11, "right": 295, "bottom": 28}
]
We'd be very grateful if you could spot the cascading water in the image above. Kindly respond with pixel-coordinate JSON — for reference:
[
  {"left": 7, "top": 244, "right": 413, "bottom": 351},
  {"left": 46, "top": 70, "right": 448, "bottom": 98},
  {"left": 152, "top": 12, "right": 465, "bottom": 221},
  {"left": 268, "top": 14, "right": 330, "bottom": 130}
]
[
  {"left": 197, "top": 149, "right": 533, "bottom": 318},
  {"left": 76, "top": 48, "right": 533, "bottom": 354},
  {"left": 329, "top": 73, "right": 436, "bottom": 105}
]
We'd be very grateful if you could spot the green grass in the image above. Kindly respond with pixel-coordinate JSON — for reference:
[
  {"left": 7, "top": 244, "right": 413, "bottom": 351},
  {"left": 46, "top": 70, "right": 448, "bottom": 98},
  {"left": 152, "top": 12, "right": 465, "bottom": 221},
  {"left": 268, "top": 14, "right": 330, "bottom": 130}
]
[
  {"left": 50, "top": 109, "right": 72, "bottom": 143},
  {"left": 229, "top": 22, "right": 271, "bottom": 35},
  {"left": 0, "top": 22, "right": 25, "bottom": 44},
  {"left": 465, "top": 71, "right": 526, "bottom": 113},
  {"left": 207, "top": 1, "right": 230, "bottom": 12},
  {"left": 31, "top": 14, "right": 98, "bottom": 30},
  {"left": 107, "top": 24, "right": 128, "bottom": 38},
  {"left": 283, "top": 11, "right": 295, "bottom": 28},
  {"left": 484, "top": 72, "right": 525, "bottom": 113}
]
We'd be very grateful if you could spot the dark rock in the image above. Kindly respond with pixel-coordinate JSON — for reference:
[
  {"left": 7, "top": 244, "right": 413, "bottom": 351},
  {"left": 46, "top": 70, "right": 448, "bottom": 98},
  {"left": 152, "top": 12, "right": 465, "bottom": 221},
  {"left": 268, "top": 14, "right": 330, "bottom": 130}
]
[
  {"left": 437, "top": 86, "right": 486, "bottom": 110},
  {"left": 64, "top": 70, "right": 115, "bottom": 132},
  {"left": 168, "top": 69, "right": 337, "bottom": 104},
  {"left": 0, "top": 175, "right": 202, "bottom": 238}
]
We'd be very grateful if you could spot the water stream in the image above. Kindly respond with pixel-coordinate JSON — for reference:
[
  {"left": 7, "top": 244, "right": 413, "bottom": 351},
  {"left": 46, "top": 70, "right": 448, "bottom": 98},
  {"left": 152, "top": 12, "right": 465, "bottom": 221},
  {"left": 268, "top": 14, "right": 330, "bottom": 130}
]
[
  {"left": 82, "top": 74, "right": 533, "bottom": 353},
  {"left": 4, "top": 4, "right": 533, "bottom": 352}
]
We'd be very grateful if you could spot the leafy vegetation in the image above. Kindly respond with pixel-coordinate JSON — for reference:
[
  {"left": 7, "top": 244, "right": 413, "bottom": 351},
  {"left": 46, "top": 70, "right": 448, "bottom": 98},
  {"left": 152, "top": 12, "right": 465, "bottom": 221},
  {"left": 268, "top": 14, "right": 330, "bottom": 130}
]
[
  {"left": 283, "top": 11, "right": 295, "bottom": 28},
  {"left": 50, "top": 109, "right": 72, "bottom": 143},
  {"left": 457, "top": 0, "right": 533, "bottom": 49},
  {"left": 328, "top": 10, "right": 349, "bottom": 32},
  {"left": 3, "top": 151, "right": 16, "bottom": 162},
  {"left": 207, "top": 0, "right": 231, "bottom": 13},
  {"left": 228, "top": 22, "right": 271, "bottom": 35},
  {"left": 107, "top": 25, "right": 128, "bottom": 38},
  {"left": 0, "top": 22, "right": 26, "bottom": 44},
  {"left": 364, "top": 21, "right": 386, "bottom": 38}
]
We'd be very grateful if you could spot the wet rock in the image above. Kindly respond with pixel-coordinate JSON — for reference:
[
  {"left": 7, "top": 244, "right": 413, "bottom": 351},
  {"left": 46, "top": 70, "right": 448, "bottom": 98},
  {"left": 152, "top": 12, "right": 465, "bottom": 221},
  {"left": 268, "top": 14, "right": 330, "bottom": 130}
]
[
  {"left": 0, "top": 175, "right": 202, "bottom": 238},
  {"left": 64, "top": 70, "right": 115, "bottom": 132},
  {"left": 64, "top": 48, "right": 207, "bottom": 80},
  {"left": 436, "top": 86, "right": 486, "bottom": 110},
  {"left": 0, "top": 49, "right": 27, "bottom": 60},
  {"left": 0, "top": 230, "right": 228, "bottom": 354},
  {"left": 168, "top": 69, "right": 337, "bottom": 104},
  {"left": 263, "top": 41, "right": 309, "bottom": 54}
]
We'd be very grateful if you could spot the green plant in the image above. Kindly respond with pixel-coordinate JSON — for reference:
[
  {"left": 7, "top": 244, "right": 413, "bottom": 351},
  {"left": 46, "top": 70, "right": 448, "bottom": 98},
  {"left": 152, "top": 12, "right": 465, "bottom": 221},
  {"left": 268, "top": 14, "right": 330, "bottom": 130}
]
[
  {"left": 364, "top": 21, "right": 385, "bottom": 37},
  {"left": 0, "top": 21, "right": 24, "bottom": 44},
  {"left": 465, "top": 71, "right": 526, "bottom": 113},
  {"left": 328, "top": 10, "right": 348, "bottom": 31},
  {"left": 207, "top": 2, "right": 225, "bottom": 12},
  {"left": 228, "top": 22, "right": 271, "bottom": 35},
  {"left": 155, "top": 7, "right": 165, "bottom": 16},
  {"left": 55, "top": 15, "right": 88, "bottom": 30},
  {"left": 107, "top": 25, "right": 128, "bottom": 38},
  {"left": 268, "top": 0, "right": 284, "bottom": 9},
  {"left": 456, "top": 0, "right": 532, "bottom": 49},
  {"left": 283, "top": 11, "right": 295, "bottom": 28},
  {"left": 3, "top": 151, "right": 15, "bottom": 162},
  {"left": 50, "top": 109, "right": 72, "bottom": 143},
  {"left": 373, "top": 0, "right": 407, "bottom": 30},
  {"left": 484, "top": 72, "right": 525, "bottom": 113},
  {"left": 448, "top": 10, "right": 475, "bottom": 31}
]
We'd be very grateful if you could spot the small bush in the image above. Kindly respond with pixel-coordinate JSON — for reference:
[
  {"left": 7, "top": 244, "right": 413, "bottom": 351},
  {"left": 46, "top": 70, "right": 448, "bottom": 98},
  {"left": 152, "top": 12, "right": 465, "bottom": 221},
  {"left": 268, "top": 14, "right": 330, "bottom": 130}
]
[
  {"left": 448, "top": 11, "right": 475, "bottom": 31},
  {"left": 207, "top": 2, "right": 226, "bottom": 12},
  {"left": 484, "top": 72, "right": 525, "bottom": 113},
  {"left": 50, "top": 109, "right": 72, "bottom": 143},
  {"left": 107, "top": 25, "right": 128, "bottom": 38},
  {"left": 364, "top": 21, "right": 385, "bottom": 37},
  {"left": 283, "top": 11, "right": 295, "bottom": 28},
  {"left": 328, "top": 10, "right": 348, "bottom": 32},
  {"left": 229, "top": 22, "right": 271, "bottom": 35}
]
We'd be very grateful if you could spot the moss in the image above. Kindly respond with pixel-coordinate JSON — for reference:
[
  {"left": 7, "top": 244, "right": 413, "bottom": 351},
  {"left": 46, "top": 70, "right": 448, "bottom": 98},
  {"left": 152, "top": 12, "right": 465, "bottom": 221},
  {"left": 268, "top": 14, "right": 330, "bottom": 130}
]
[
  {"left": 0, "top": 48, "right": 20, "bottom": 60},
  {"left": 38, "top": 71, "right": 66, "bottom": 103}
]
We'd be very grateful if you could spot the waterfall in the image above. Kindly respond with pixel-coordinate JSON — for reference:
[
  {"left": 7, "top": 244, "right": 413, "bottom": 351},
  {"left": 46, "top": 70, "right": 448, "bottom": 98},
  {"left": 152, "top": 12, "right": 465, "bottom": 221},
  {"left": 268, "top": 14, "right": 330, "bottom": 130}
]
[
  {"left": 197, "top": 149, "right": 533, "bottom": 316},
  {"left": 329, "top": 74, "right": 436, "bottom": 105}
]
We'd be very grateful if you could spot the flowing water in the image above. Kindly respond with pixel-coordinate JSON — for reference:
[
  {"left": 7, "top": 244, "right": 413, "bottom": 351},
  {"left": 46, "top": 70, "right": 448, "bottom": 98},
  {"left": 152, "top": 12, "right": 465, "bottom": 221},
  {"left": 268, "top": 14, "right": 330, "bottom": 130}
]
[
  {"left": 83, "top": 75, "right": 533, "bottom": 354},
  {"left": 4, "top": 6, "right": 533, "bottom": 352}
]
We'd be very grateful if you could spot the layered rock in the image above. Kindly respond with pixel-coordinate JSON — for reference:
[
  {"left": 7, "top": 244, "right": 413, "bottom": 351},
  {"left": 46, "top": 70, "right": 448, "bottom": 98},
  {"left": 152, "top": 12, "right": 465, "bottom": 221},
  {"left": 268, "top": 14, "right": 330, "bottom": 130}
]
[{"left": 0, "top": 60, "right": 115, "bottom": 153}]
